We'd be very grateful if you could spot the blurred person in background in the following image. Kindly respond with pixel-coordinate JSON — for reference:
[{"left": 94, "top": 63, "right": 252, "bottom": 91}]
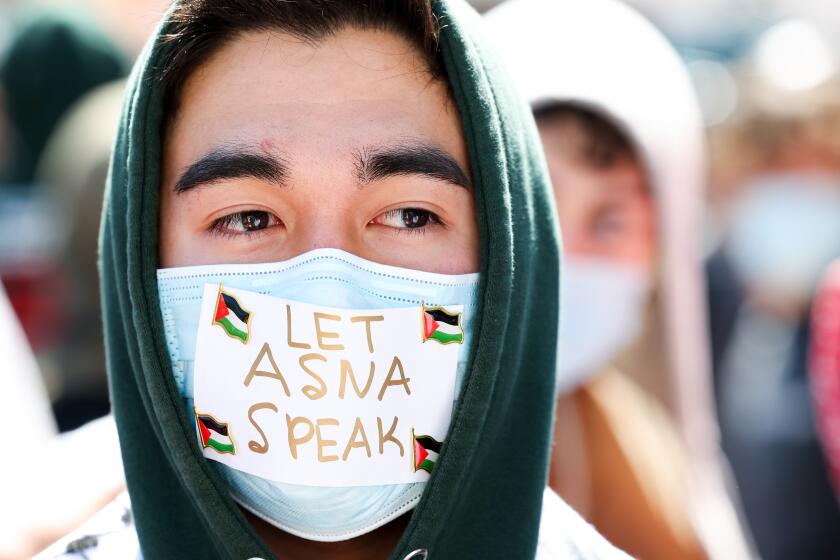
[
  {"left": 707, "top": 81, "right": 840, "bottom": 559},
  {"left": 0, "top": 5, "right": 127, "bottom": 430},
  {"left": 809, "top": 260, "right": 840, "bottom": 507},
  {"left": 0, "top": 5, "right": 145, "bottom": 559},
  {"left": 0, "top": 282, "right": 55, "bottom": 456},
  {"left": 36, "top": 80, "right": 126, "bottom": 431},
  {"left": 0, "top": 282, "right": 55, "bottom": 558},
  {"left": 486, "top": 1, "right": 751, "bottom": 559},
  {"left": 0, "top": 283, "right": 125, "bottom": 559},
  {"left": 30, "top": 1, "right": 164, "bottom": 432},
  {"left": 0, "top": 7, "right": 126, "bottom": 185}
]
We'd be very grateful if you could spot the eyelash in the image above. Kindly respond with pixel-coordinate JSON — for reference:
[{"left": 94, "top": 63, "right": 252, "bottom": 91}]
[
  {"left": 208, "top": 208, "right": 445, "bottom": 238},
  {"left": 208, "top": 211, "right": 281, "bottom": 238},
  {"left": 373, "top": 208, "right": 444, "bottom": 235}
]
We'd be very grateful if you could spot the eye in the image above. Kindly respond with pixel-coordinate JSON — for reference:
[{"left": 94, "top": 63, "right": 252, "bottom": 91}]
[
  {"left": 210, "top": 210, "right": 282, "bottom": 235},
  {"left": 371, "top": 208, "right": 443, "bottom": 230},
  {"left": 591, "top": 207, "right": 629, "bottom": 240}
]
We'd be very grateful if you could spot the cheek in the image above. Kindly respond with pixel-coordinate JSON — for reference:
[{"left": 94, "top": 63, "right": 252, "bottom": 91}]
[
  {"left": 158, "top": 190, "right": 177, "bottom": 268},
  {"left": 552, "top": 192, "right": 590, "bottom": 253},
  {"left": 635, "top": 199, "right": 658, "bottom": 266},
  {"left": 447, "top": 196, "right": 481, "bottom": 273},
  {"left": 158, "top": 190, "right": 203, "bottom": 268},
  {"left": 439, "top": 216, "right": 480, "bottom": 274},
  {"left": 602, "top": 201, "right": 657, "bottom": 267},
  {"left": 443, "top": 199, "right": 480, "bottom": 273}
]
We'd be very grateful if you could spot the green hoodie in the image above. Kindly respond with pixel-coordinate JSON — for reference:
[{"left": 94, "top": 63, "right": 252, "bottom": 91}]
[{"left": 101, "top": 1, "right": 560, "bottom": 558}]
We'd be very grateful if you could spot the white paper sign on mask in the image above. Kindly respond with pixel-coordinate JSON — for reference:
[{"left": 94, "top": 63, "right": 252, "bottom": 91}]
[{"left": 192, "top": 284, "right": 464, "bottom": 487}]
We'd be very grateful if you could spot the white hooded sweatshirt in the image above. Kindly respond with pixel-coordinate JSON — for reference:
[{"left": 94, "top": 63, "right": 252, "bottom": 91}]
[{"left": 484, "top": 1, "right": 753, "bottom": 558}]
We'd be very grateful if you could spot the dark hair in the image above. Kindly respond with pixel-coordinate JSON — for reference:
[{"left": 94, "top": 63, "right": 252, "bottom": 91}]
[
  {"left": 159, "top": 0, "right": 443, "bottom": 122},
  {"left": 534, "top": 102, "right": 636, "bottom": 169}
]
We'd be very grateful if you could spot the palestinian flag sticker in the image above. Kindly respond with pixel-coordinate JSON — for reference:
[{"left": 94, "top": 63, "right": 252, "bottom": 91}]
[
  {"left": 196, "top": 410, "right": 237, "bottom": 455},
  {"left": 421, "top": 304, "right": 464, "bottom": 345},
  {"left": 412, "top": 430, "right": 442, "bottom": 474},
  {"left": 213, "top": 285, "right": 251, "bottom": 344}
]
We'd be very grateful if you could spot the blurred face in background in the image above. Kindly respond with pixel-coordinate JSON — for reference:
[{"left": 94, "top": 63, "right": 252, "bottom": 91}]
[
  {"left": 714, "top": 100, "right": 840, "bottom": 318},
  {"left": 536, "top": 105, "right": 656, "bottom": 388},
  {"left": 540, "top": 128, "right": 656, "bottom": 268},
  {"left": 725, "top": 172, "right": 840, "bottom": 318}
]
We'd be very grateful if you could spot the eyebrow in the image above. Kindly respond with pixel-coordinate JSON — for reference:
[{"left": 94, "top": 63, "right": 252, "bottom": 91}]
[
  {"left": 175, "top": 147, "right": 289, "bottom": 194},
  {"left": 354, "top": 144, "right": 471, "bottom": 189}
]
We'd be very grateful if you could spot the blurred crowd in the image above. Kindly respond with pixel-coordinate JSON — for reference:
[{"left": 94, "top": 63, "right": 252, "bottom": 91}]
[
  {"left": 0, "top": 1, "right": 160, "bottom": 556},
  {"left": 3, "top": 0, "right": 840, "bottom": 558}
]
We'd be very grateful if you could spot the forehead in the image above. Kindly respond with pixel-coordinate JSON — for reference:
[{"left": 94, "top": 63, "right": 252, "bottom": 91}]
[{"left": 167, "top": 28, "right": 463, "bottom": 161}]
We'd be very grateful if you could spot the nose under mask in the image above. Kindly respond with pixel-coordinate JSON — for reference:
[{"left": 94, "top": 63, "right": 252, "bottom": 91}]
[{"left": 157, "top": 248, "right": 480, "bottom": 542}]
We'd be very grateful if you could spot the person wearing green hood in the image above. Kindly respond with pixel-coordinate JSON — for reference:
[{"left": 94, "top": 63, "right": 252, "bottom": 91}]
[
  {"left": 0, "top": 8, "right": 126, "bottom": 185},
  {"left": 35, "top": 1, "right": 632, "bottom": 559}
]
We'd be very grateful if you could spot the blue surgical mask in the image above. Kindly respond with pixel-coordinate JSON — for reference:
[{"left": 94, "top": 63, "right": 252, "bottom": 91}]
[
  {"left": 157, "top": 248, "right": 479, "bottom": 542},
  {"left": 556, "top": 256, "right": 650, "bottom": 394}
]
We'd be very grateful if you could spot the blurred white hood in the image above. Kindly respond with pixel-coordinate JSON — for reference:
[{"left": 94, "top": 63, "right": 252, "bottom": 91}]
[
  {"left": 483, "top": 0, "right": 751, "bottom": 558},
  {"left": 0, "top": 284, "right": 55, "bottom": 448}
]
